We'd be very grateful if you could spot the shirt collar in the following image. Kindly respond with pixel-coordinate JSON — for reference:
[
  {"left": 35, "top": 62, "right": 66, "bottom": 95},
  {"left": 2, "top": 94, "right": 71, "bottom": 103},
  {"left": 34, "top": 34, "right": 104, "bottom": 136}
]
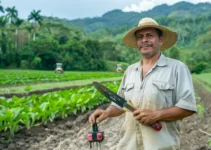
[
  {"left": 156, "top": 53, "right": 167, "bottom": 67},
  {"left": 135, "top": 53, "right": 167, "bottom": 71}
]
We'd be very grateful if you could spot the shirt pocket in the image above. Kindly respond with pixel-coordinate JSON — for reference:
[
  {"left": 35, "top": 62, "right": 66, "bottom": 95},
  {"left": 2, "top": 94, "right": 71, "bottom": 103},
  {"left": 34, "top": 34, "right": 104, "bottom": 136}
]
[
  {"left": 152, "top": 80, "right": 174, "bottom": 108},
  {"left": 122, "top": 83, "right": 135, "bottom": 101}
]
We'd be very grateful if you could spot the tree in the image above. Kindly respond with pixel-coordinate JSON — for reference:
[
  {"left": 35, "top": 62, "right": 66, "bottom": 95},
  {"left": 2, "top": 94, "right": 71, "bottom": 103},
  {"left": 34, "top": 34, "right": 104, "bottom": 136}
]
[
  {"left": 83, "top": 39, "right": 105, "bottom": 70},
  {"left": 169, "top": 46, "right": 180, "bottom": 60},
  {"left": 28, "top": 10, "right": 42, "bottom": 41},
  {"left": 19, "top": 38, "right": 59, "bottom": 69},
  {"left": 23, "top": 24, "right": 33, "bottom": 43},
  {"left": 5, "top": 6, "right": 18, "bottom": 24},
  {"left": 100, "top": 41, "right": 116, "bottom": 60},
  {"left": 190, "top": 62, "right": 207, "bottom": 74},
  {"left": 196, "top": 30, "right": 211, "bottom": 51},
  {"left": 43, "top": 22, "right": 71, "bottom": 45},
  {"left": 0, "top": 16, "right": 8, "bottom": 53},
  {"left": 0, "top": 0, "right": 4, "bottom": 13},
  {"left": 11, "top": 18, "right": 24, "bottom": 50}
]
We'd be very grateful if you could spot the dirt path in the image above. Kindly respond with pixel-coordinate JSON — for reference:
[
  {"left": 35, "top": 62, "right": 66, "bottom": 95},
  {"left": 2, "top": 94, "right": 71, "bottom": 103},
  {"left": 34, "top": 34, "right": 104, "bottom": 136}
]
[
  {"left": 0, "top": 81, "right": 211, "bottom": 150},
  {"left": 180, "top": 81, "right": 211, "bottom": 150}
]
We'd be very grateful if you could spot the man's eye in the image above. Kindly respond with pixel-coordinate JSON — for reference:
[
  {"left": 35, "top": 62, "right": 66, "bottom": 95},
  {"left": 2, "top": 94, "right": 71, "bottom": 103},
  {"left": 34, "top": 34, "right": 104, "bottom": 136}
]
[{"left": 136, "top": 35, "right": 143, "bottom": 39}]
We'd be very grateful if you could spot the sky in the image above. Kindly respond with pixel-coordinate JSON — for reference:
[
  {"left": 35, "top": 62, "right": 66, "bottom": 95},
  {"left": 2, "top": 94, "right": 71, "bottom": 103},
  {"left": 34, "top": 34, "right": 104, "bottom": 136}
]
[{"left": 1, "top": 0, "right": 211, "bottom": 20}]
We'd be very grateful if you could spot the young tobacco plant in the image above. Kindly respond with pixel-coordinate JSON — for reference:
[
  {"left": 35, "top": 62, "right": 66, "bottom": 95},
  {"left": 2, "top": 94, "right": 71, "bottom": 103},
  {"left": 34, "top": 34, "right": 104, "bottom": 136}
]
[
  {"left": 0, "top": 81, "right": 121, "bottom": 136},
  {"left": 208, "top": 138, "right": 211, "bottom": 148},
  {"left": 196, "top": 104, "right": 205, "bottom": 118}
]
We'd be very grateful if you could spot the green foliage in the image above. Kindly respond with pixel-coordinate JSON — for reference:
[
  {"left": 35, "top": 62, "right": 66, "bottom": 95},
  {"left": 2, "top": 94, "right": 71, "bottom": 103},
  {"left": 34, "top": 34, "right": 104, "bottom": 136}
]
[
  {"left": 24, "top": 85, "right": 32, "bottom": 92},
  {"left": 70, "top": 2, "right": 211, "bottom": 32},
  {"left": 193, "top": 73, "right": 211, "bottom": 86},
  {"left": 208, "top": 138, "right": 211, "bottom": 148},
  {"left": 196, "top": 30, "right": 211, "bottom": 50},
  {"left": 0, "top": 81, "right": 120, "bottom": 136},
  {"left": 20, "top": 60, "right": 29, "bottom": 69},
  {"left": 59, "top": 39, "right": 105, "bottom": 71},
  {"left": 190, "top": 62, "right": 207, "bottom": 74},
  {"left": 31, "top": 57, "right": 41, "bottom": 69},
  {"left": 0, "top": 70, "right": 122, "bottom": 86},
  {"left": 1, "top": 1, "right": 211, "bottom": 71},
  {"left": 196, "top": 104, "right": 205, "bottom": 118},
  {"left": 20, "top": 38, "right": 59, "bottom": 70},
  {"left": 0, "top": 1, "right": 4, "bottom": 13},
  {"left": 168, "top": 46, "right": 180, "bottom": 60}
]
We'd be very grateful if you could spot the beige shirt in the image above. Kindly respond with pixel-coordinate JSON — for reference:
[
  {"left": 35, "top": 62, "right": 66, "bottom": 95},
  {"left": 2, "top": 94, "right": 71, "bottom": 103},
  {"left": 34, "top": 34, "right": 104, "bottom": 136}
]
[{"left": 111, "top": 54, "right": 197, "bottom": 150}]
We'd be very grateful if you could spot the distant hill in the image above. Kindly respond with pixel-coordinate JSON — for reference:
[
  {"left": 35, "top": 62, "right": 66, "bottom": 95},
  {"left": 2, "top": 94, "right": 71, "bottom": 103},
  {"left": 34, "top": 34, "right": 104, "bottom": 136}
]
[{"left": 44, "top": 1, "right": 211, "bottom": 32}]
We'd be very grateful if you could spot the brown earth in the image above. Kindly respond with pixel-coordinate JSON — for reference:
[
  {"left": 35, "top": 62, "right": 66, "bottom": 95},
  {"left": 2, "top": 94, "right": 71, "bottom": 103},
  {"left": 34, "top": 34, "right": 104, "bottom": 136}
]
[{"left": 0, "top": 81, "right": 211, "bottom": 150}]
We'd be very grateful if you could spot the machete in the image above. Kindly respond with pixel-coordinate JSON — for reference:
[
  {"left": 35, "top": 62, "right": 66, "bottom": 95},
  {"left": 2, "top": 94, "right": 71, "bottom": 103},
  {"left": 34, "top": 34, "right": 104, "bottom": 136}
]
[{"left": 93, "top": 81, "right": 162, "bottom": 131}]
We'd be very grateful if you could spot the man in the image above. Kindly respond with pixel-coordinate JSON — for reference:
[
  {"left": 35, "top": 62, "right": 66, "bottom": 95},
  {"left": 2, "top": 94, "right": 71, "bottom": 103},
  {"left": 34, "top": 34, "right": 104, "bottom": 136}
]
[{"left": 89, "top": 18, "right": 197, "bottom": 150}]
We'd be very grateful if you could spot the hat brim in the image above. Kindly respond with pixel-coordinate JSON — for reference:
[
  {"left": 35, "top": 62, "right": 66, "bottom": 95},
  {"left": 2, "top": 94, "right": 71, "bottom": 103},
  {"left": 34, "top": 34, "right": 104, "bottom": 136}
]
[{"left": 122, "top": 25, "right": 178, "bottom": 51}]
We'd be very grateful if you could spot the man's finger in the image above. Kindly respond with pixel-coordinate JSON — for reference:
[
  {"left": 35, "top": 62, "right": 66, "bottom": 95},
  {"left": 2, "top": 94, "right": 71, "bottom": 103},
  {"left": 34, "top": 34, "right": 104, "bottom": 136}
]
[
  {"left": 133, "top": 109, "right": 144, "bottom": 117},
  {"left": 96, "top": 112, "right": 108, "bottom": 123},
  {"left": 88, "top": 109, "right": 105, "bottom": 124},
  {"left": 133, "top": 110, "right": 140, "bottom": 116},
  {"left": 89, "top": 114, "right": 95, "bottom": 124},
  {"left": 96, "top": 114, "right": 104, "bottom": 123}
]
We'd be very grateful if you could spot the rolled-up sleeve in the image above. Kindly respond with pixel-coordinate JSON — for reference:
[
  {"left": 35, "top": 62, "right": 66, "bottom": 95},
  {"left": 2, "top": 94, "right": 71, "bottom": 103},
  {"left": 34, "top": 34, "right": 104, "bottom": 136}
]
[{"left": 175, "top": 64, "right": 197, "bottom": 112}]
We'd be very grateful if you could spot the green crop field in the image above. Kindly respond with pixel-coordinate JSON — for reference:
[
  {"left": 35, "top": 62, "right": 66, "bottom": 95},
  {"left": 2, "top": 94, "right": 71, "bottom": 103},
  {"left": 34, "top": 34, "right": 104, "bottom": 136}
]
[
  {"left": 0, "top": 81, "right": 120, "bottom": 136},
  {"left": 0, "top": 70, "right": 123, "bottom": 136},
  {"left": 193, "top": 73, "right": 211, "bottom": 85},
  {"left": 193, "top": 73, "right": 211, "bottom": 92},
  {"left": 0, "top": 70, "right": 123, "bottom": 86}
]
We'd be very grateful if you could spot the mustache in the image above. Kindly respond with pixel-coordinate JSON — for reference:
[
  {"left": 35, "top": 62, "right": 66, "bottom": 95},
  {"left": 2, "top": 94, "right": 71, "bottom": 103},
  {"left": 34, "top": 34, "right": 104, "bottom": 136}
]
[{"left": 140, "top": 44, "right": 153, "bottom": 48}]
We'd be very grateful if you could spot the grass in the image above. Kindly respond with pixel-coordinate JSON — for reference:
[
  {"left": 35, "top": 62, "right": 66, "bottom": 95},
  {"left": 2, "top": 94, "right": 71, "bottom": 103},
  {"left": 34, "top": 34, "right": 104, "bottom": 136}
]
[
  {"left": 0, "top": 69, "right": 123, "bottom": 86},
  {"left": 0, "top": 77, "right": 122, "bottom": 95},
  {"left": 192, "top": 73, "right": 211, "bottom": 92},
  {"left": 193, "top": 73, "right": 211, "bottom": 84}
]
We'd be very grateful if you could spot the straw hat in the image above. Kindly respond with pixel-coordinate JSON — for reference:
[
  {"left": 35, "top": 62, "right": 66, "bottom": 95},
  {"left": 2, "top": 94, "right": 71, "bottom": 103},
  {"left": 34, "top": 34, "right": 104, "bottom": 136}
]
[{"left": 122, "top": 18, "right": 178, "bottom": 51}]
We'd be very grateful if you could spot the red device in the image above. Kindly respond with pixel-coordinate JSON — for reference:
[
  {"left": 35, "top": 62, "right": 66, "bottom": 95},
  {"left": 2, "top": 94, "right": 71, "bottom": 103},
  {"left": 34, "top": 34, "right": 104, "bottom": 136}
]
[{"left": 88, "top": 119, "right": 104, "bottom": 148}]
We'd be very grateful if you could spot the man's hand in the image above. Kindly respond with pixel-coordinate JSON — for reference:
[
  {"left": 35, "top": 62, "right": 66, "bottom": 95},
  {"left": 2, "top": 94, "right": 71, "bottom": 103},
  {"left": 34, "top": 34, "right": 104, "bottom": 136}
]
[
  {"left": 89, "top": 106, "right": 124, "bottom": 124},
  {"left": 89, "top": 109, "right": 109, "bottom": 124},
  {"left": 133, "top": 109, "right": 159, "bottom": 125}
]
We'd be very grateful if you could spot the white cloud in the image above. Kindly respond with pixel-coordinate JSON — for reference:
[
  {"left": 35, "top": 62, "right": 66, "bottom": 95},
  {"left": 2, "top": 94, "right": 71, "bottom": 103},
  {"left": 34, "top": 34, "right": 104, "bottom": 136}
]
[
  {"left": 123, "top": 0, "right": 211, "bottom": 12},
  {"left": 123, "top": 0, "right": 155, "bottom": 12}
]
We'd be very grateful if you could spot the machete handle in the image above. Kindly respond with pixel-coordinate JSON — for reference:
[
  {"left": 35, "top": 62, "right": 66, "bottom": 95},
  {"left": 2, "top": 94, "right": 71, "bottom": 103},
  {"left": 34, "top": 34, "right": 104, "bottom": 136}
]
[
  {"left": 127, "top": 101, "right": 162, "bottom": 131},
  {"left": 151, "top": 122, "right": 162, "bottom": 131}
]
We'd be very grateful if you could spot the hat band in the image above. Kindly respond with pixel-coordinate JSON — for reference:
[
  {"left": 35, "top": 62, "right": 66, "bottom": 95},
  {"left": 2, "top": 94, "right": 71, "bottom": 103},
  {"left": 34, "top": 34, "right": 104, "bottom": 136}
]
[{"left": 138, "top": 22, "right": 158, "bottom": 27}]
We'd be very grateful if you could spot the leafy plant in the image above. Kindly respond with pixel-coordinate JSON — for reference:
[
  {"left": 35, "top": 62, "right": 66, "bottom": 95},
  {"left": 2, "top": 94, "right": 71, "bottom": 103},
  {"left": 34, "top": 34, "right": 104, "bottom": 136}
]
[
  {"left": 0, "top": 70, "right": 122, "bottom": 86},
  {"left": 24, "top": 85, "right": 32, "bottom": 91},
  {"left": 0, "top": 81, "right": 120, "bottom": 136},
  {"left": 208, "top": 138, "right": 211, "bottom": 148},
  {"left": 196, "top": 104, "right": 205, "bottom": 118}
]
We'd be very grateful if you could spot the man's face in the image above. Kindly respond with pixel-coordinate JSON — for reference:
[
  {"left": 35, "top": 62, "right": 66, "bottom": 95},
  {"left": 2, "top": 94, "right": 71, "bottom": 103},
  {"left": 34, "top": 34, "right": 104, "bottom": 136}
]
[{"left": 135, "top": 27, "right": 163, "bottom": 59}]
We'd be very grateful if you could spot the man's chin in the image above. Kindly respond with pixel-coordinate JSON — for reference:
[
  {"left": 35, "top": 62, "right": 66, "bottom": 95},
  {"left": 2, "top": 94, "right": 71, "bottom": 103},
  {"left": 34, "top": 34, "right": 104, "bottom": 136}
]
[{"left": 140, "top": 52, "right": 154, "bottom": 59}]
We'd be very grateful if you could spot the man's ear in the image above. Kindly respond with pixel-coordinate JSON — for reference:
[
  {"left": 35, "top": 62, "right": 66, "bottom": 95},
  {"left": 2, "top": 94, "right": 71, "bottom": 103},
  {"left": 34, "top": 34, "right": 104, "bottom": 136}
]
[{"left": 159, "top": 36, "right": 164, "bottom": 45}]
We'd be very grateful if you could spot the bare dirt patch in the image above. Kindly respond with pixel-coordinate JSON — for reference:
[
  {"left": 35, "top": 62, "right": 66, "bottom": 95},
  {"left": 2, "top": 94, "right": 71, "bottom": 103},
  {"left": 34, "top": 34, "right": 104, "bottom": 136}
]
[
  {"left": 180, "top": 81, "right": 211, "bottom": 150},
  {"left": 0, "top": 81, "right": 211, "bottom": 150}
]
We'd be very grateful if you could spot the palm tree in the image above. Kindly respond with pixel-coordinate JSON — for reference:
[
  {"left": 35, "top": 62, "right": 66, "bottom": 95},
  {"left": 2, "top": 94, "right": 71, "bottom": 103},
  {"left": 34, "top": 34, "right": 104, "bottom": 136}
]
[
  {"left": 11, "top": 18, "right": 24, "bottom": 50},
  {"left": 0, "top": 16, "right": 8, "bottom": 53},
  {"left": 0, "top": 0, "right": 4, "bottom": 13},
  {"left": 23, "top": 24, "right": 33, "bottom": 44},
  {"left": 28, "top": 10, "right": 42, "bottom": 41},
  {"left": 5, "top": 6, "right": 18, "bottom": 24}
]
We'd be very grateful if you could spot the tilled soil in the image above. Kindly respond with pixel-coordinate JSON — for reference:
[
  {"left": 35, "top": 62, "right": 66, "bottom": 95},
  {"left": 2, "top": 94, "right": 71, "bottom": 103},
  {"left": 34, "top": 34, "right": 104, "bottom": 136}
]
[
  {"left": 0, "top": 81, "right": 211, "bottom": 150},
  {"left": 180, "top": 81, "right": 211, "bottom": 150}
]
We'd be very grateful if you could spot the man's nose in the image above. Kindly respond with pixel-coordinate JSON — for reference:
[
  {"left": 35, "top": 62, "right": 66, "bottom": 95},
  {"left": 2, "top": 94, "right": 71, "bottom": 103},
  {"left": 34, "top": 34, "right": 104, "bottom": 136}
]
[{"left": 142, "top": 36, "right": 148, "bottom": 42}]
